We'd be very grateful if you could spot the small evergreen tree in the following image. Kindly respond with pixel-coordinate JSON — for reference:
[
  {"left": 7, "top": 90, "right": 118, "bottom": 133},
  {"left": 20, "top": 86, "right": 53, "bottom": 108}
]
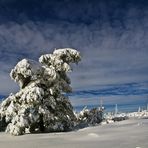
[{"left": 0, "top": 48, "right": 81, "bottom": 135}]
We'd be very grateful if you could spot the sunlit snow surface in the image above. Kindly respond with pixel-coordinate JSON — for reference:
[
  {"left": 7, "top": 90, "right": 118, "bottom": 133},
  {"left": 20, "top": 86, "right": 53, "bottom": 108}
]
[{"left": 0, "top": 118, "right": 147, "bottom": 148}]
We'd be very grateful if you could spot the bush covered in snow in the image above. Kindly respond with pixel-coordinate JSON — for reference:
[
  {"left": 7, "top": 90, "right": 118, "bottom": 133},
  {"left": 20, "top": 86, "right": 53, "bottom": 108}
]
[
  {"left": 75, "top": 107, "right": 104, "bottom": 128},
  {"left": 0, "top": 48, "right": 81, "bottom": 135}
]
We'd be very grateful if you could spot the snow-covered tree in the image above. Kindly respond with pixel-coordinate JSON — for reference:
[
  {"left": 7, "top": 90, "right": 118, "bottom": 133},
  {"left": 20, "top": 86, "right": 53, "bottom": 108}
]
[
  {"left": 75, "top": 107, "right": 104, "bottom": 128},
  {"left": 0, "top": 48, "right": 81, "bottom": 135}
]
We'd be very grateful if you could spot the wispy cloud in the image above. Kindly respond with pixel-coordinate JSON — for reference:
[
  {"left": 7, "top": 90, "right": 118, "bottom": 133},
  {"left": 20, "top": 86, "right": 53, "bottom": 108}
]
[
  {"left": 69, "top": 82, "right": 148, "bottom": 97},
  {"left": 70, "top": 82, "right": 148, "bottom": 106},
  {"left": 0, "top": 0, "right": 148, "bottom": 108}
]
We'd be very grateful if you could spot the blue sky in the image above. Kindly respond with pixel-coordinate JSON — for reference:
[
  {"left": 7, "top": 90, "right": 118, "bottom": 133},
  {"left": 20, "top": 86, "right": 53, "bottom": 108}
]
[{"left": 0, "top": 0, "right": 148, "bottom": 108}]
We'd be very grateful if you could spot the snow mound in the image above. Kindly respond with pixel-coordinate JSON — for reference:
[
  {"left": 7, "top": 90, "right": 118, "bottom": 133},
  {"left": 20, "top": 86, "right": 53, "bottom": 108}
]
[{"left": 88, "top": 133, "right": 99, "bottom": 138}]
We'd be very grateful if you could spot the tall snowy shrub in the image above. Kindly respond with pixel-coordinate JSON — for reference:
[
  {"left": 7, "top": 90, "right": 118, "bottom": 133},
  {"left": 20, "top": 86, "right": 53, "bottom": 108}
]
[{"left": 0, "top": 48, "right": 81, "bottom": 135}]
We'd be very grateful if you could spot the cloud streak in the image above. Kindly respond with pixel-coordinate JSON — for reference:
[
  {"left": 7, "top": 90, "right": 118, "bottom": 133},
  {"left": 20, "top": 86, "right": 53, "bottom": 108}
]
[
  {"left": 0, "top": 0, "right": 148, "bottom": 108},
  {"left": 70, "top": 82, "right": 148, "bottom": 107},
  {"left": 69, "top": 82, "right": 148, "bottom": 97}
]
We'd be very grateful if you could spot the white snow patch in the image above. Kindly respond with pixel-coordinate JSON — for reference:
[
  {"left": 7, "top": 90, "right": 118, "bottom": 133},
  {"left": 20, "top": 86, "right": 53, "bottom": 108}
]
[{"left": 88, "top": 133, "right": 99, "bottom": 138}]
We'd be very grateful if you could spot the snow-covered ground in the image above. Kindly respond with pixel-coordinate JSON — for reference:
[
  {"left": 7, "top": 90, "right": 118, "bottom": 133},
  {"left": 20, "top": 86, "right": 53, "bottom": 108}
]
[
  {"left": 127, "top": 110, "right": 148, "bottom": 118},
  {"left": 104, "top": 110, "right": 148, "bottom": 123},
  {"left": 0, "top": 118, "right": 148, "bottom": 148}
]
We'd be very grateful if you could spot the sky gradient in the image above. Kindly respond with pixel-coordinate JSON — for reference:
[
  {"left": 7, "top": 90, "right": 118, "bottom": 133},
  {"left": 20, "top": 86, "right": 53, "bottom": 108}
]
[{"left": 0, "top": 0, "right": 148, "bottom": 109}]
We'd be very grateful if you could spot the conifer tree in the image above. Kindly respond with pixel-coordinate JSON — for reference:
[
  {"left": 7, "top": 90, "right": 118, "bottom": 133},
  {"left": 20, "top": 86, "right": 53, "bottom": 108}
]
[{"left": 0, "top": 48, "right": 81, "bottom": 135}]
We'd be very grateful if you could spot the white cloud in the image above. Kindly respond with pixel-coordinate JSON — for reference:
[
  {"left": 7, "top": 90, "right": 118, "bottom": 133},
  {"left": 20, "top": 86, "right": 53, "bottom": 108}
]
[{"left": 0, "top": 5, "right": 148, "bottom": 98}]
